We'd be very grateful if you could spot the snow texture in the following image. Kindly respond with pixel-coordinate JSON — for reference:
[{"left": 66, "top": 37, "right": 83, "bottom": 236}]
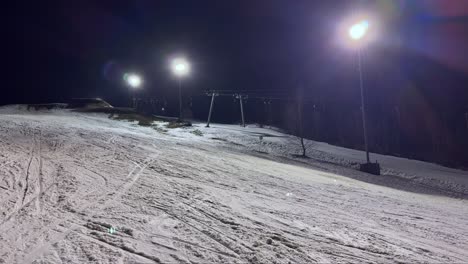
[{"left": 0, "top": 106, "right": 467, "bottom": 263}]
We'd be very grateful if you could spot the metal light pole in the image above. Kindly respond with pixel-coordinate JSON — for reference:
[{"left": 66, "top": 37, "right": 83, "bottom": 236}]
[
  {"left": 239, "top": 95, "right": 245, "bottom": 127},
  {"left": 465, "top": 113, "right": 468, "bottom": 132},
  {"left": 206, "top": 92, "right": 217, "bottom": 127},
  {"left": 171, "top": 57, "right": 190, "bottom": 121},
  {"left": 178, "top": 78, "right": 182, "bottom": 120},
  {"left": 357, "top": 48, "right": 370, "bottom": 163},
  {"left": 349, "top": 19, "right": 371, "bottom": 163},
  {"left": 347, "top": 18, "right": 380, "bottom": 174}
]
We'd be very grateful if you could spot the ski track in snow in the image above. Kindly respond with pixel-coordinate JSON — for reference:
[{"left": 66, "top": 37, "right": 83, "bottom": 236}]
[{"left": 0, "top": 106, "right": 467, "bottom": 264}]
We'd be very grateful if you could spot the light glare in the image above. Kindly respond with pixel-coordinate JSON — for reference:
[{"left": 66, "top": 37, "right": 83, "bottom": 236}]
[
  {"left": 171, "top": 58, "right": 190, "bottom": 77},
  {"left": 126, "top": 74, "right": 142, "bottom": 88},
  {"left": 349, "top": 20, "right": 369, "bottom": 40}
]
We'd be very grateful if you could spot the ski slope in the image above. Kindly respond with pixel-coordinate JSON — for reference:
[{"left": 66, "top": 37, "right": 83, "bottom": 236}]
[{"left": 0, "top": 106, "right": 467, "bottom": 263}]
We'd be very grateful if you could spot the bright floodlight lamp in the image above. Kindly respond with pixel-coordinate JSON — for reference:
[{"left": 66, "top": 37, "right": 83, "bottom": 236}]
[
  {"left": 125, "top": 73, "right": 142, "bottom": 88},
  {"left": 349, "top": 20, "right": 369, "bottom": 41},
  {"left": 171, "top": 58, "right": 190, "bottom": 77}
]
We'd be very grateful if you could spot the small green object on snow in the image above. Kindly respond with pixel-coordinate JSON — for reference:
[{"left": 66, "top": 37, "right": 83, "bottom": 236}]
[{"left": 108, "top": 227, "right": 117, "bottom": 234}]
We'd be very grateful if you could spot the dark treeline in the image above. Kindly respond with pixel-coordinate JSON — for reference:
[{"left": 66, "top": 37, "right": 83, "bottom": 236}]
[{"left": 189, "top": 92, "right": 467, "bottom": 169}]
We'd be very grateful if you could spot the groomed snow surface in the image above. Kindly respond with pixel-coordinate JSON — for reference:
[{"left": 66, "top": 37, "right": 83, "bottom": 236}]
[{"left": 0, "top": 106, "right": 467, "bottom": 264}]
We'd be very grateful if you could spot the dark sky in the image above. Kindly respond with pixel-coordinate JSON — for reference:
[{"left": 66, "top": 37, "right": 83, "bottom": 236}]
[{"left": 4, "top": 0, "right": 468, "bottom": 107}]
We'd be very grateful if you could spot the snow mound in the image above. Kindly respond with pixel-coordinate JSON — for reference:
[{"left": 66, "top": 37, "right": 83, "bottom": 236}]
[{"left": 68, "top": 98, "right": 113, "bottom": 109}]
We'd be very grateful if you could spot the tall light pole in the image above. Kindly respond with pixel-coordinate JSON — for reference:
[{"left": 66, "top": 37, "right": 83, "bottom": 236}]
[
  {"left": 171, "top": 57, "right": 190, "bottom": 121},
  {"left": 349, "top": 20, "right": 370, "bottom": 163},
  {"left": 347, "top": 19, "right": 379, "bottom": 174},
  {"left": 124, "top": 73, "right": 142, "bottom": 108}
]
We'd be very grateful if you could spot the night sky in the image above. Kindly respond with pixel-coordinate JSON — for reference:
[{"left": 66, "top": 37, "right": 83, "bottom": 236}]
[{"left": 4, "top": 0, "right": 468, "bottom": 107}]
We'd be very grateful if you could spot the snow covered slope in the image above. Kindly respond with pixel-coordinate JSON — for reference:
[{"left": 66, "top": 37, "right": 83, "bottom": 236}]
[
  {"left": 0, "top": 106, "right": 467, "bottom": 263},
  {"left": 195, "top": 124, "right": 468, "bottom": 198}
]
